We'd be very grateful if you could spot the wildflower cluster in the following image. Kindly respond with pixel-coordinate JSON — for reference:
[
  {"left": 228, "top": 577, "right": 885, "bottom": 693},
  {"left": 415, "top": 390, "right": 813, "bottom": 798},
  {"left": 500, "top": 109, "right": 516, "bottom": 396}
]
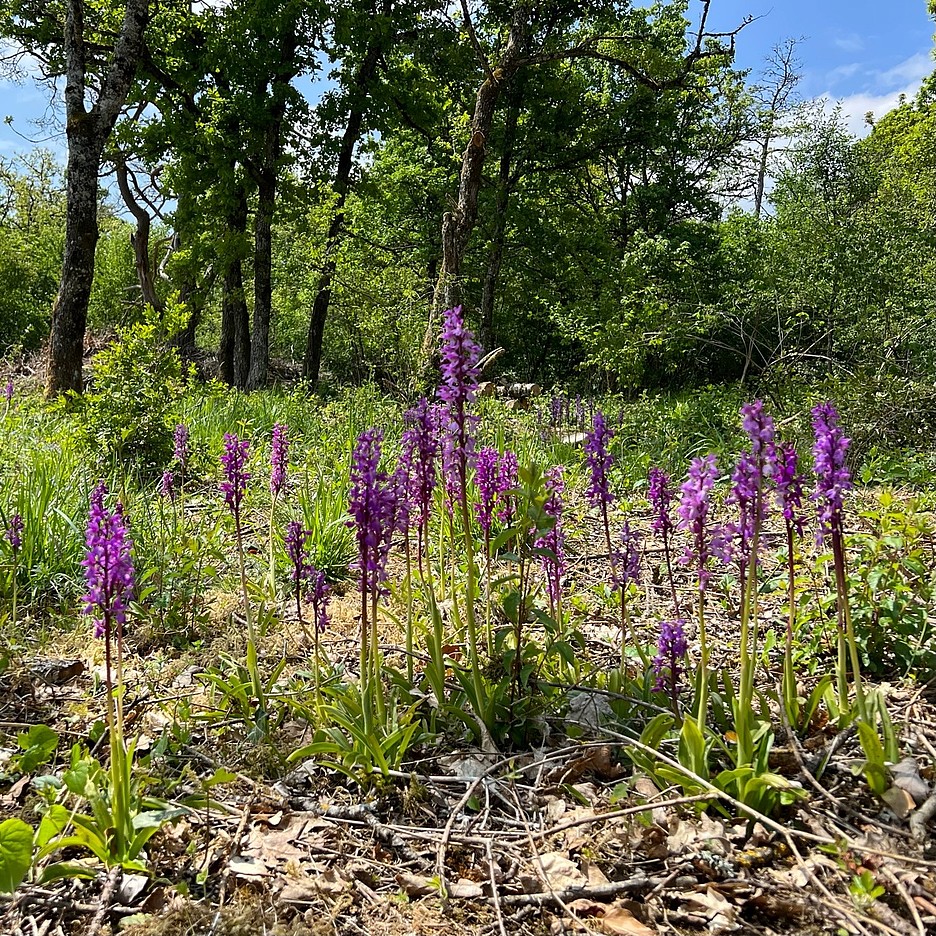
[
  {"left": 437, "top": 305, "right": 481, "bottom": 500},
  {"left": 6, "top": 513, "right": 22, "bottom": 553},
  {"left": 584, "top": 411, "right": 615, "bottom": 508},
  {"left": 611, "top": 522, "right": 641, "bottom": 592},
  {"left": 536, "top": 466, "right": 566, "bottom": 606},
  {"left": 652, "top": 618, "right": 687, "bottom": 696},
  {"left": 812, "top": 402, "right": 851, "bottom": 540},
  {"left": 648, "top": 468, "right": 674, "bottom": 537},
  {"left": 220, "top": 433, "right": 251, "bottom": 517},
  {"left": 775, "top": 442, "right": 805, "bottom": 536},
  {"left": 270, "top": 423, "right": 289, "bottom": 497},
  {"left": 348, "top": 428, "right": 397, "bottom": 597},
  {"left": 173, "top": 424, "right": 189, "bottom": 469},
  {"left": 677, "top": 454, "right": 718, "bottom": 591},
  {"left": 83, "top": 483, "right": 135, "bottom": 640},
  {"left": 285, "top": 520, "right": 330, "bottom": 633}
]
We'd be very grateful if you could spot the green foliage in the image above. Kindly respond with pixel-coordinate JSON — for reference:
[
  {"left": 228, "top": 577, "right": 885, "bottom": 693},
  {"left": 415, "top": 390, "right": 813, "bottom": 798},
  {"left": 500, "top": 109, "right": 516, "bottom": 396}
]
[
  {"left": 0, "top": 432, "right": 90, "bottom": 608},
  {"left": 846, "top": 491, "right": 936, "bottom": 677},
  {"left": 295, "top": 472, "right": 356, "bottom": 583},
  {"left": 10, "top": 724, "right": 58, "bottom": 775},
  {"left": 288, "top": 681, "right": 424, "bottom": 787},
  {"left": 78, "top": 322, "right": 185, "bottom": 472},
  {"left": 0, "top": 152, "right": 64, "bottom": 353},
  {"left": 34, "top": 742, "right": 185, "bottom": 876},
  {"left": 0, "top": 818, "right": 33, "bottom": 893},
  {"left": 86, "top": 216, "right": 139, "bottom": 330}
]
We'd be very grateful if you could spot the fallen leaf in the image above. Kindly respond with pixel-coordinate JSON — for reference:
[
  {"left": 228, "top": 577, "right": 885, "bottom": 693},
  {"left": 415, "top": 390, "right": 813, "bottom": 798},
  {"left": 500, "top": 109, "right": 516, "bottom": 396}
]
[
  {"left": 396, "top": 872, "right": 439, "bottom": 897},
  {"left": 891, "top": 758, "right": 930, "bottom": 804},
  {"left": 228, "top": 856, "right": 268, "bottom": 878},
  {"left": 448, "top": 878, "right": 484, "bottom": 899},
  {"left": 600, "top": 905, "right": 656, "bottom": 935},
  {"left": 117, "top": 873, "right": 149, "bottom": 905},
  {"left": 583, "top": 859, "right": 609, "bottom": 886},
  {"left": 567, "top": 898, "right": 605, "bottom": 917},
  {"left": 539, "top": 852, "right": 588, "bottom": 890},
  {"left": 882, "top": 785, "right": 915, "bottom": 820},
  {"left": 315, "top": 866, "right": 350, "bottom": 895},
  {"left": 280, "top": 875, "right": 320, "bottom": 903},
  {"left": 550, "top": 746, "right": 625, "bottom": 784}
]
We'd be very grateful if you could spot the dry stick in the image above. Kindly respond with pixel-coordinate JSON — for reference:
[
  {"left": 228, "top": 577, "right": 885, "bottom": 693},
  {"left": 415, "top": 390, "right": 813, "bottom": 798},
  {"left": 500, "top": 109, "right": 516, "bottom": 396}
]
[
  {"left": 596, "top": 723, "right": 936, "bottom": 869},
  {"left": 497, "top": 877, "right": 694, "bottom": 908},
  {"left": 215, "top": 795, "right": 254, "bottom": 910},
  {"left": 909, "top": 791, "right": 936, "bottom": 844},
  {"left": 589, "top": 723, "right": 882, "bottom": 936},
  {"left": 509, "top": 785, "right": 601, "bottom": 936},
  {"left": 529, "top": 793, "right": 714, "bottom": 842},
  {"left": 911, "top": 732, "right": 936, "bottom": 843},
  {"left": 882, "top": 868, "right": 927, "bottom": 936},
  {"left": 485, "top": 839, "right": 508, "bottom": 936},
  {"left": 84, "top": 865, "right": 121, "bottom": 936},
  {"left": 434, "top": 741, "right": 618, "bottom": 894}
]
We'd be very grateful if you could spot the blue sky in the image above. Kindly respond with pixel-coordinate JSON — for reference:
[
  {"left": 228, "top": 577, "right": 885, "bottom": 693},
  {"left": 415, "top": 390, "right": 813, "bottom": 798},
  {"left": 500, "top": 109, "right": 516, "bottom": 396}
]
[
  {"left": 2, "top": 1, "right": 934, "bottom": 157},
  {"left": 709, "top": 1, "right": 934, "bottom": 133}
]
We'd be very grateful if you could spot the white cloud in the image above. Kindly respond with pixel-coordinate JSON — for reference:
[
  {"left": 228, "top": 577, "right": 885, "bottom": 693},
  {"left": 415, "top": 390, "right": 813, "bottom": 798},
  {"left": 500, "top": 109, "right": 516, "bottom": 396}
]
[
  {"left": 818, "top": 85, "right": 920, "bottom": 137},
  {"left": 815, "top": 51, "right": 933, "bottom": 137},
  {"left": 877, "top": 51, "right": 932, "bottom": 89},
  {"left": 834, "top": 33, "right": 865, "bottom": 53},
  {"left": 826, "top": 62, "right": 861, "bottom": 84}
]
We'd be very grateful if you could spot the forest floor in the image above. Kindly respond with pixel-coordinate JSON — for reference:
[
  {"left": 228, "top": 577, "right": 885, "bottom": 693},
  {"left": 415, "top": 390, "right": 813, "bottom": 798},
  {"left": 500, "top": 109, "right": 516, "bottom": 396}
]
[{"left": 2, "top": 488, "right": 936, "bottom": 936}]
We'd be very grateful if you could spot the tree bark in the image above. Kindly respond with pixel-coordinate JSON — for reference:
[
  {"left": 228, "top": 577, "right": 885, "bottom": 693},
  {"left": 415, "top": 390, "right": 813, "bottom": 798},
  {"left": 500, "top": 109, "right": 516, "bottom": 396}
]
[
  {"left": 115, "top": 156, "right": 164, "bottom": 316},
  {"left": 303, "top": 39, "right": 384, "bottom": 387},
  {"left": 219, "top": 186, "right": 250, "bottom": 387},
  {"left": 246, "top": 25, "right": 298, "bottom": 390},
  {"left": 433, "top": 8, "right": 529, "bottom": 316},
  {"left": 246, "top": 163, "right": 276, "bottom": 390},
  {"left": 46, "top": 0, "right": 149, "bottom": 397},
  {"left": 479, "top": 83, "right": 523, "bottom": 351}
]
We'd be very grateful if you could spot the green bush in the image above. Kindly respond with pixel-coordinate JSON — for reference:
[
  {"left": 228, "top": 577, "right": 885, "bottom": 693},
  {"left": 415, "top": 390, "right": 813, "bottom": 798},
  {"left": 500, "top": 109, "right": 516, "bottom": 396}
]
[{"left": 79, "top": 323, "right": 184, "bottom": 473}]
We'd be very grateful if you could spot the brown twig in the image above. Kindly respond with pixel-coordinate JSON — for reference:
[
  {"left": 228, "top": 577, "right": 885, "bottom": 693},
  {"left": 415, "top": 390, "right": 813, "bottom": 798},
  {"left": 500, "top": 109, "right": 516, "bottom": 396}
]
[
  {"left": 84, "top": 866, "right": 121, "bottom": 936},
  {"left": 485, "top": 839, "right": 507, "bottom": 936}
]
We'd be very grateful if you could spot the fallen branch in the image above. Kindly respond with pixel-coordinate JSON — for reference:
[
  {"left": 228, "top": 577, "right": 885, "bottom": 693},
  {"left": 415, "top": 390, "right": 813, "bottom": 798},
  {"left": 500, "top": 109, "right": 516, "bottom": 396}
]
[{"left": 495, "top": 876, "right": 695, "bottom": 907}]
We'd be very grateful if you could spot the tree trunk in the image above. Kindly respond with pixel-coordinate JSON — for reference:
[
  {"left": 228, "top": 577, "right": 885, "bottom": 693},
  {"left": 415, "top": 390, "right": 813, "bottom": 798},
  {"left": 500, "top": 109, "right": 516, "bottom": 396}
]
[
  {"left": 433, "top": 9, "right": 528, "bottom": 316},
  {"left": 115, "top": 156, "right": 164, "bottom": 316},
  {"left": 46, "top": 0, "right": 149, "bottom": 397},
  {"left": 303, "top": 40, "right": 383, "bottom": 387},
  {"left": 219, "top": 186, "right": 250, "bottom": 387},
  {"left": 479, "top": 85, "right": 523, "bottom": 351},
  {"left": 247, "top": 171, "right": 275, "bottom": 389},
  {"left": 174, "top": 274, "right": 200, "bottom": 360},
  {"left": 246, "top": 26, "right": 298, "bottom": 390}
]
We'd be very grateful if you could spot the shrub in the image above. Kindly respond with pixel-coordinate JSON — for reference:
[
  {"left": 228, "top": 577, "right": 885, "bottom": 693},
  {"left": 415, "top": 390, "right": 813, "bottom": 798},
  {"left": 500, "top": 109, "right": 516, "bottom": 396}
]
[{"left": 79, "top": 323, "right": 185, "bottom": 473}]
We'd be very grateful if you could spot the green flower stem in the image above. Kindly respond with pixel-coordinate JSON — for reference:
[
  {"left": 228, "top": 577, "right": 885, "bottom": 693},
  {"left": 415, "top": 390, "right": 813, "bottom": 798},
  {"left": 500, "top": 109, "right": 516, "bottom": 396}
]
[
  {"left": 458, "top": 486, "right": 486, "bottom": 720},
  {"left": 405, "top": 536, "right": 414, "bottom": 684},
  {"left": 736, "top": 526, "right": 760, "bottom": 771},
  {"left": 233, "top": 513, "right": 263, "bottom": 703},
  {"left": 483, "top": 527, "right": 493, "bottom": 657},
  {"left": 832, "top": 531, "right": 867, "bottom": 723},
  {"left": 370, "top": 587, "right": 385, "bottom": 724},
  {"left": 662, "top": 528, "right": 680, "bottom": 618},
  {"left": 621, "top": 592, "right": 650, "bottom": 671},
  {"left": 359, "top": 578, "right": 373, "bottom": 738},
  {"left": 268, "top": 493, "right": 279, "bottom": 599},
  {"left": 782, "top": 521, "right": 799, "bottom": 729}
]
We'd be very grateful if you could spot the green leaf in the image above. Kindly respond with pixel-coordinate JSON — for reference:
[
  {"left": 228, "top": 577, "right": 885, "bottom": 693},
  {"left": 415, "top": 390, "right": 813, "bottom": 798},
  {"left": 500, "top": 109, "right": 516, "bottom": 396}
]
[
  {"left": 0, "top": 818, "right": 33, "bottom": 893},
  {"left": 38, "top": 861, "right": 100, "bottom": 884},
  {"left": 203, "top": 768, "right": 237, "bottom": 788},
  {"left": 15, "top": 724, "right": 58, "bottom": 773},
  {"left": 36, "top": 804, "right": 71, "bottom": 848}
]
